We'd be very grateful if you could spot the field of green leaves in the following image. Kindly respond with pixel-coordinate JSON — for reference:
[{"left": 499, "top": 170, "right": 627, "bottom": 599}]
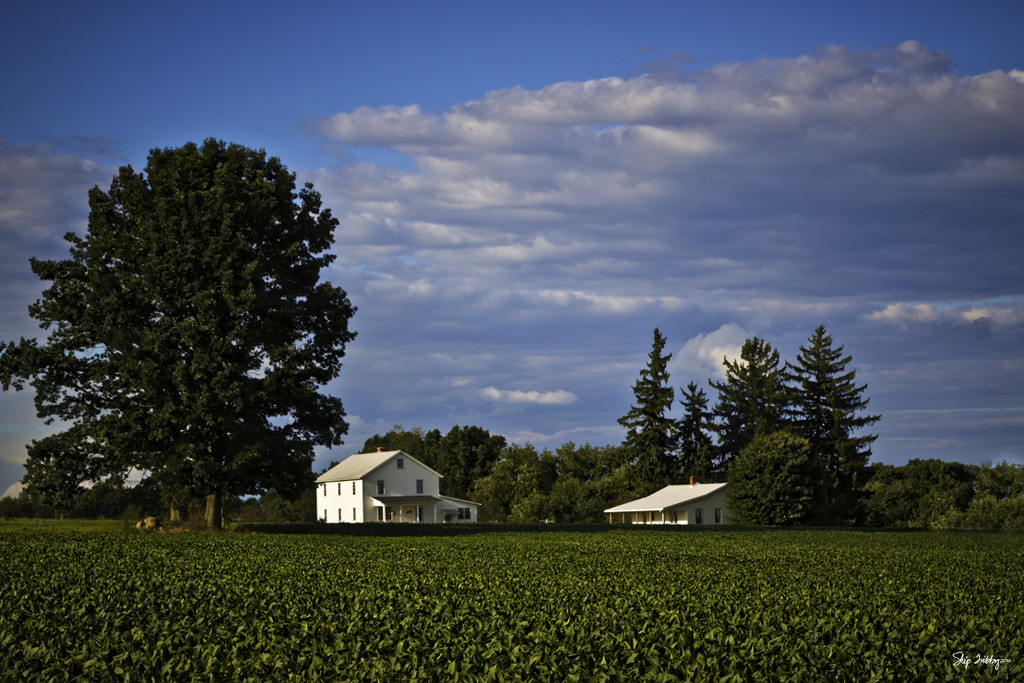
[{"left": 1, "top": 527, "right": 1020, "bottom": 681}]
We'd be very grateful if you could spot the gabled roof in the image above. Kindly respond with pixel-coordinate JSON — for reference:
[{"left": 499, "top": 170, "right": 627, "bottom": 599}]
[
  {"left": 315, "top": 450, "right": 442, "bottom": 483},
  {"left": 604, "top": 483, "right": 727, "bottom": 513}
]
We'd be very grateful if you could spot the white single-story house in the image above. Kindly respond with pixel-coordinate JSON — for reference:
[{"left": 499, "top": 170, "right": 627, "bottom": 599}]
[
  {"left": 604, "top": 482, "right": 730, "bottom": 525},
  {"left": 315, "top": 449, "right": 480, "bottom": 523}
]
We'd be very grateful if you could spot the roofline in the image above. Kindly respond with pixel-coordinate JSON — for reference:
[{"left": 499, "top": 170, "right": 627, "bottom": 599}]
[
  {"left": 315, "top": 449, "right": 444, "bottom": 482},
  {"left": 661, "top": 487, "right": 727, "bottom": 509},
  {"left": 361, "top": 450, "right": 444, "bottom": 480},
  {"left": 603, "top": 483, "right": 727, "bottom": 513}
]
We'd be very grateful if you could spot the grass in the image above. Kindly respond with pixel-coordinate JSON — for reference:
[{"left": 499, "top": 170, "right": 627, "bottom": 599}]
[{"left": 0, "top": 517, "right": 127, "bottom": 533}]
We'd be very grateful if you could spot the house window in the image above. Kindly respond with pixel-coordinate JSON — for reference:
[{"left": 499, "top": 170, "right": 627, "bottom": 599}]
[
  {"left": 416, "top": 479, "right": 423, "bottom": 494},
  {"left": 715, "top": 507, "right": 722, "bottom": 524},
  {"left": 323, "top": 509, "right": 326, "bottom": 521},
  {"left": 377, "top": 507, "right": 384, "bottom": 522},
  {"left": 397, "top": 457, "right": 404, "bottom": 469},
  {"left": 458, "top": 507, "right": 470, "bottom": 520},
  {"left": 338, "top": 508, "right": 342, "bottom": 522},
  {"left": 417, "top": 506, "right": 423, "bottom": 522},
  {"left": 352, "top": 481, "right": 356, "bottom": 495},
  {"left": 353, "top": 507, "right": 357, "bottom": 521},
  {"left": 695, "top": 508, "right": 703, "bottom": 525},
  {"left": 377, "top": 480, "right": 385, "bottom": 495},
  {"left": 337, "top": 482, "right": 341, "bottom": 495}
]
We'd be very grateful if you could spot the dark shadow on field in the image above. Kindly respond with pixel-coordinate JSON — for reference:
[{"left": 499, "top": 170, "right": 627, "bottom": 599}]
[{"left": 232, "top": 522, "right": 930, "bottom": 537}]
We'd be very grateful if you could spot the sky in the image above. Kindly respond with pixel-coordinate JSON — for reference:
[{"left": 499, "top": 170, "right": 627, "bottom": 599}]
[{"left": 2, "top": 1, "right": 1023, "bottom": 497}]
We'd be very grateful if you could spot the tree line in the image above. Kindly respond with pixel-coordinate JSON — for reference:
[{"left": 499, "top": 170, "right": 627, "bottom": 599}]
[
  {"left": 346, "top": 326, "right": 1023, "bottom": 529},
  {"left": 1, "top": 139, "right": 1018, "bottom": 529},
  {"left": 621, "top": 325, "right": 881, "bottom": 525},
  {"left": 5, "top": 306, "right": 1020, "bottom": 528}
]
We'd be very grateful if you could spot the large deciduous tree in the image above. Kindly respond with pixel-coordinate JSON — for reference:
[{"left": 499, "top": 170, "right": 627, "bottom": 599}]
[
  {"left": 726, "top": 430, "right": 816, "bottom": 525},
  {"left": 709, "top": 337, "right": 788, "bottom": 474},
  {"left": 618, "top": 328, "right": 678, "bottom": 494},
  {"left": 786, "top": 325, "right": 879, "bottom": 524},
  {"left": 0, "top": 139, "right": 356, "bottom": 529}
]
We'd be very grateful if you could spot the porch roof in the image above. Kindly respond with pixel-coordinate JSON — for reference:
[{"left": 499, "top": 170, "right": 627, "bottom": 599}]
[{"left": 371, "top": 494, "right": 443, "bottom": 505}]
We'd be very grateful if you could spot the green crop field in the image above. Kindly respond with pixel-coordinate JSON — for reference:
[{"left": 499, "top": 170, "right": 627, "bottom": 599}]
[{"left": 1, "top": 527, "right": 1020, "bottom": 681}]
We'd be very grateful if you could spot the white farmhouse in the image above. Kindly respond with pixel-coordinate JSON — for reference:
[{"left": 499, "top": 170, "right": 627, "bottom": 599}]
[
  {"left": 315, "top": 449, "right": 480, "bottom": 523},
  {"left": 604, "top": 482, "right": 730, "bottom": 525}
]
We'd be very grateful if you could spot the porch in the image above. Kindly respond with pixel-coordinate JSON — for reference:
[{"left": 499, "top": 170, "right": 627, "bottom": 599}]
[{"left": 371, "top": 494, "right": 442, "bottom": 523}]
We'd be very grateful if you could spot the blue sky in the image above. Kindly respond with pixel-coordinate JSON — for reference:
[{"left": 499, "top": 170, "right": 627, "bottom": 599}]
[{"left": 3, "top": 1, "right": 1023, "bottom": 497}]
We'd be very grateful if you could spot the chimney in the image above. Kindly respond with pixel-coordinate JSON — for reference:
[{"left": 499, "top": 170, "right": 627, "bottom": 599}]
[
  {"left": 689, "top": 476, "right": 695, "bottom": 486},
  {"left": 377, "top": 446, "right": 383, "bottom": 452}
]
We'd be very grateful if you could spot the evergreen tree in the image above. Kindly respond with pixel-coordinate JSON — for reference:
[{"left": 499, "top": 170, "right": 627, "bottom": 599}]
[
  {"left": 786, "top": 325, "right": 880, "bottom": 524},
  {"left": 0, "top": 140, "right": 356, "bottom": 529},
  {"left": 709, "top": 337, "right": 788, "bottom": 474},
  {"left": 677, "top": 381, "right": 715, "bottom": 482},
  {"left": 618, "top": 328, "right": 678, "bottom": 493}
]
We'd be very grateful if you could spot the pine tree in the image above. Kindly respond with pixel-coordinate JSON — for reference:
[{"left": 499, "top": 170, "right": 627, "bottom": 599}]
[
  {"left": 709, "top": 337, "right": 789, "bottom": 474},
  {"left": 618, "top": 328, "right": 678, "bottom": 493},
  {"left": 786, "top": 325, "right": 880, "bottom": 524},
  {"left": 678, "top": 381, "right": 714, "bottom": 482}
]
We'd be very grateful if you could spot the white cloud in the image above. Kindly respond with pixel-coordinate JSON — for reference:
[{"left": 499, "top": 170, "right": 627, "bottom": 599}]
[
  {"left": 672, "top": 324, "right": 752, "bottom": 381},
  {"left": 481, "top": 387, "right": 578, "bottom": 405},
  {"left": 315, "top": 42, "right": 1023, "bottom": 318},
  {"left": 536, "top": 289, "right": 688, "bottom": 314},
  {"left": 867, "top": 301, "right": 1024, "bottom": 329},
  {"left": 304, "top": 43, "right": 1024, "bottom": 470},
  {"left": 5, "top": 43, "right": 1024, "bottom": 489},
  {"left": 1, "top": 480, "right": 24, "bottom": 499}
]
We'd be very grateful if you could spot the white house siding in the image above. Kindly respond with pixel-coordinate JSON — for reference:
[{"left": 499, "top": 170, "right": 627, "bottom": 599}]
[
  {"left": 316, "top": 479, "right": 365, "bottom": 523},
  {"left": 369, "top": 455, "right": 440, "bottom": 498},
  {"left": 438, "top": 496, "right": 478, "bottom": 523},
  {"left": 688, "top": 487, "right": 729, "bottom": 525},
  {"left": 366, "top": 455, "right": 442, "bottom": 523}
]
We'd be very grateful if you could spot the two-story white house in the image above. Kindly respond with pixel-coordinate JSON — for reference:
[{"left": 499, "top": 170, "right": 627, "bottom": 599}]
[{"left": 315, "top": 449, "right": 480, "bottom": 523}]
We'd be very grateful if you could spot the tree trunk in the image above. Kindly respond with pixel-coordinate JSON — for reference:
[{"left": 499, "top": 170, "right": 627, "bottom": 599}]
[{"left": 205, "top": 487, "right": 223, "bottom": 531}]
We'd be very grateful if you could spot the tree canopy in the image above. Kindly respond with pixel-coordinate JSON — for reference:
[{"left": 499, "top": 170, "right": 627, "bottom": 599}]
[
  {"left": 726, "top": 430, "right": 816, "bottom": 525},
  {"left": 709, "top": 336, "right": 788, "bottom": 474},
  {"left": 0, "top": 139, "right": 356, "bottom": 528},
  {"left": 362, "top": 424, "right": 506, "bottom": 498}
]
